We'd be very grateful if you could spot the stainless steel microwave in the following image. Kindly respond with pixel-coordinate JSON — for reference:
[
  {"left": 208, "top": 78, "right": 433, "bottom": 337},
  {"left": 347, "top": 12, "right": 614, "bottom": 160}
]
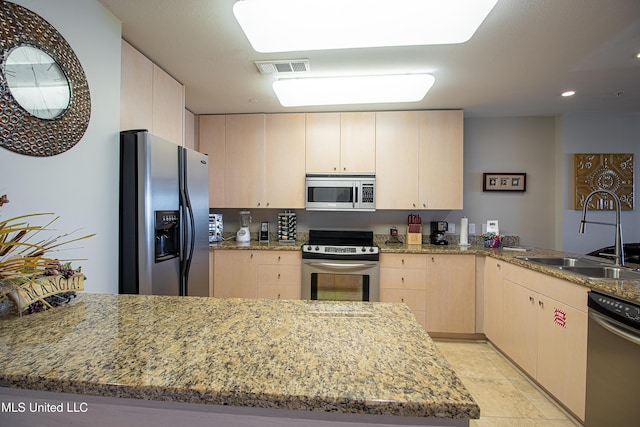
[{"left": 305, "top": 174, "right": 375, "bottom": 211}]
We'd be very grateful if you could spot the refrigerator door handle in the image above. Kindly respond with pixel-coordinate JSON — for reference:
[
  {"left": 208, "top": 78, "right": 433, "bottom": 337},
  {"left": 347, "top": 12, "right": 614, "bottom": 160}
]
[{"left": 179, "top": 148, "right": 196, "bottom": 296}]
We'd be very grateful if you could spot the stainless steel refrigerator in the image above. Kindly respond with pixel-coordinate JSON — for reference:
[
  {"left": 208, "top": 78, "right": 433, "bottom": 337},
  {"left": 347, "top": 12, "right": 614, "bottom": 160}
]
[{"left": 119, "top": 130, "right": 210, "bottom": 296}]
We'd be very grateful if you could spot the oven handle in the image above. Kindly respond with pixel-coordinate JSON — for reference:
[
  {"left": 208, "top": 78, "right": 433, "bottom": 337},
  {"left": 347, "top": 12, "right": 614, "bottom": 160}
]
[
  {"left": 305, "top": 261, "right": 375, "bottom": 269},
  {"left": 590, "top": 310, "right": 640, "bottom": 346}
]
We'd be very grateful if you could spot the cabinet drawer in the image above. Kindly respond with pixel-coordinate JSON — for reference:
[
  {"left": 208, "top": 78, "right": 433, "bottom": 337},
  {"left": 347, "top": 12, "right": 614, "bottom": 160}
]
[
  {"left": 380, "top": 289, "right": 426, "bottom": 311},
  {"left": 257, "top": 251, "right": 301, "bottom": 265},
  {"left": 380, "top": 268, "right": 426, "bottom": 289},
  {"left": 258, "top": 285, "right": 301, "bottom": 300},
  {"left": 257, "top": 265, "right": 301, "bottom": 286},
  {"left": 380, "top": 253, "right": 427, "bottom": 269}
]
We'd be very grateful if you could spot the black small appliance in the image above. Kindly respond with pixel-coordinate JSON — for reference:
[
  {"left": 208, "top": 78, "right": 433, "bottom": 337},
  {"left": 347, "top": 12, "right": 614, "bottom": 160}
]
[{"left": 430, "top": 221, "right": 448, "bottom": 245}]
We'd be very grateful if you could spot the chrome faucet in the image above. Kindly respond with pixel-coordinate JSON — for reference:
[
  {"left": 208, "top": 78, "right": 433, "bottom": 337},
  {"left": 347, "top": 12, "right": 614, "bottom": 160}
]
[{"left": 579, "top": 189, "right": 625, "bottom": 267}]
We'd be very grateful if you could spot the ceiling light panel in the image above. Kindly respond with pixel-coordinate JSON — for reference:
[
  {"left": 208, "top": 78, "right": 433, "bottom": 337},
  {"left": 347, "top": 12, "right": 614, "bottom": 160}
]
[
  {"left": 272, "top": 74, "right": 435, "bottom": 107},
  {"left": 233, "top": 0, "right": 499, "bottom": 53}
]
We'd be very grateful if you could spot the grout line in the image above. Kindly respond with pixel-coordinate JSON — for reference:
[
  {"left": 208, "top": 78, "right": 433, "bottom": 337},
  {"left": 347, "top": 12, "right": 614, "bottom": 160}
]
[{"left": 434, "top": 339, "right": 583, "bottom": 427}]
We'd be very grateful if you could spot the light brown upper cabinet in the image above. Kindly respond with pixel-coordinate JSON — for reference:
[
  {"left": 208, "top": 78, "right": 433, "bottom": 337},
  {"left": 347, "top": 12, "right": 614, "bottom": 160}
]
[
  {"left": 120, "top": 40, "right": 184, "bottom": 145},
  {"left": 202, "top": 113, "right": 306, "bottom": 209},
  {"left": 306, "top": 112, "right": 375, "bottom": 173},
  {"left": 224, "top": 114, "right": 265, "bottom": 208},
  {"left": 376, "top": 110, "right": 463, "bottom": 210},
  {"left": 264, "top": 113, "right": 306, "bottom": 209},
  {"left": 198, "top": 115, "right": 225, "bottom": 208},
  {"left": 419, "top": 110, "right": 463, "bottom": 209}
]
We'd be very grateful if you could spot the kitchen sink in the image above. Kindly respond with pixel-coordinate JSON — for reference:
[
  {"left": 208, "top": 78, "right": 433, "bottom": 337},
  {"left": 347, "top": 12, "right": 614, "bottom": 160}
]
[
  {"left": 559, "top": 266, "right": 640, "bottom": 280},
  {"left": 516, "top": 256, "right": 604, "bottom": 267}
]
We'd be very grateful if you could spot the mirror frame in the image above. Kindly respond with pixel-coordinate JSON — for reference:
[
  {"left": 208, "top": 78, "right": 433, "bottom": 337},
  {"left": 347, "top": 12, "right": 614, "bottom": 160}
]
[{"left": 0, "top": 1, "right": 91, "bottom": 157}]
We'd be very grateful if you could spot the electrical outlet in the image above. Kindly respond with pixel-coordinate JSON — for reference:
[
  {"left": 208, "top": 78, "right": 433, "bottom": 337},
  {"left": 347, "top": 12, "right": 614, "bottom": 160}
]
[
  {"left": 448, "top": 223, "right": 455, "bottom": 234},
  {"left": 469, "top": 223, "right": 476, "bottom": 234}
]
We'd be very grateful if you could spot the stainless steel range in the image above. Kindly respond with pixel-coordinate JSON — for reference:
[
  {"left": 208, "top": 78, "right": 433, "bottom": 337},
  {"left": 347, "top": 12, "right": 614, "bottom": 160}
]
[{"left": 301, "top": 230, "right": 379, "bottom": 302}]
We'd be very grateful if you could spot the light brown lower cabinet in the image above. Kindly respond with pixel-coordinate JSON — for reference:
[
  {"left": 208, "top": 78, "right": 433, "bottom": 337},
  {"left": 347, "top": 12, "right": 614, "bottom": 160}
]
[
  {"left": 483, "top": 257, "right": 505, "bottom": 347},
  {"left": 212, "top": 250, "right": 301, "bottom": 300},
  {"left": 256, "top": 251, "right": 302, "bottom": 300},
  {"left": 499, "top": 263, "right": 588, "bottom": 421},
  {"left": 212, "top": 250, "right": 258, "bottom": 298},
  {"left": 425, "top": 254, "right": 475, "bottom": 334},
  {"left": 380, "top": 253, "right": 476, "bottom": 333},
  {"left": 379, "top": 253, "right": 427, "bottom": 328}
]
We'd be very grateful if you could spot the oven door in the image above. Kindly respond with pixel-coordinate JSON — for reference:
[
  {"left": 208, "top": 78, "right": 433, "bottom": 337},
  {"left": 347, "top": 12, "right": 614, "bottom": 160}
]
[{"left": 302, "top": 259, "right": 379, "bottom": 302}]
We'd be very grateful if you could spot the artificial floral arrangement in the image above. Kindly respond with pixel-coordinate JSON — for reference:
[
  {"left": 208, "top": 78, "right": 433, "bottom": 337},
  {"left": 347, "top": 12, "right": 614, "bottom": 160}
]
[{"left": 0, "top": 193, "right": 94, "bottom": 314}]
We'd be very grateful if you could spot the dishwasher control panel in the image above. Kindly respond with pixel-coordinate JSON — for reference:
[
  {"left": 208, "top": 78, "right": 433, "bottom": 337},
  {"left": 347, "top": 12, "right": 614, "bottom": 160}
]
[{"left": 588, "top": 291, "right": 640, "bottom": 327}]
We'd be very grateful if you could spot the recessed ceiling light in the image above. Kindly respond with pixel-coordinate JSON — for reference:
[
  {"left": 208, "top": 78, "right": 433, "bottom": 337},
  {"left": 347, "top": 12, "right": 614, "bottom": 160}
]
[
  {"left": 561, "top": 91, "right": 576, "bottom": 97},
  {"left": 233, "top": 0, "right": 499, "bottom": 53},
  {"left": 272, "top": 74, "right": 435, "bottom": 107}
]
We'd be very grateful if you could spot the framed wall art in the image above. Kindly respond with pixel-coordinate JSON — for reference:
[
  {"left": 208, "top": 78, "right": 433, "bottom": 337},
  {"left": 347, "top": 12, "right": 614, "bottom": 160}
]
[
  {"left": 574, "top": 153, "right": 634, "bottom": 210},
  {"left": 483, "top": 173, "right": 527, "bottom": 192}
]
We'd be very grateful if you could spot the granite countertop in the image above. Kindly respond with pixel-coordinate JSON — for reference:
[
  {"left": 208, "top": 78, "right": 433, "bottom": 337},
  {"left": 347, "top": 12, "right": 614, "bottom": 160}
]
[
  {"left": 0, "top": 294, "right": 479, "bottom": 420},
  {"left": 211, "top": 239, "right": 640, "bottom": 304}
]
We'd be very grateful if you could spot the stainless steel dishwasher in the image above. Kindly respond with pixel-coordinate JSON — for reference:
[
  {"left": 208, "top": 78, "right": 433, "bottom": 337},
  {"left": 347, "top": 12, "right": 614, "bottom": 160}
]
[{"left": 585, "top": 291, "right": 640, "bottom": 427}]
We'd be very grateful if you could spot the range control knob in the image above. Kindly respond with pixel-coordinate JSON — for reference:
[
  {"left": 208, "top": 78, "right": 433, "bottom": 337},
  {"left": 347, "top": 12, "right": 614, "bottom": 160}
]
[
  {"left": 315, "top": 246, "right": 320, "bottom": 251},
  {"left": 307, "top": 246, "right": 312, "bottom": 251},
  {"left": 361, "top": 247, "right": 367, "bottom": 252},
  {"left": 369, "top": 247, "right": 375, "bottom": 252}
]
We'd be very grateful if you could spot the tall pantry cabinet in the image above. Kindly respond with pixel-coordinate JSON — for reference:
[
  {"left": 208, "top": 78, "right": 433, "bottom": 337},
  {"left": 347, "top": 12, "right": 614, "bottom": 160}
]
[{"left": 120, "top": 40, "right": 185, "bottom": 145}]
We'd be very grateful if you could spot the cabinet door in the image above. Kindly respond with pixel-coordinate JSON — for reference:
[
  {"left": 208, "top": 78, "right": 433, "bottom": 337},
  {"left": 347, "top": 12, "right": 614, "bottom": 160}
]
[
  {"left": 265, "top": 114, "right": 305, "bottom": 208},
  {"left": 502, "top": 279, "right": 538, "bottom": 376},
  {"left": 340, "top": 112, "right": 375, "bottom": 173},
  {"left": 152, "top": 65, "right": 184, "bottom": 145},
  {"left": 120, "top": 40, "right": 153, "bottom": 132},
  {"left": 198, "top": 115, "right": 225, "bottom": 207},
  {"left": 418, "top": 110, "right": 463, "bottom": 209},
  {"left": 305, "top": 113, "right": 341, "bottom": 173},
  {"left": 425, "top": 255, "right": 475, "bottom": 334},
  {"left": 375, "top": 111, "right": 419, "bottom": 209},
  {"left": 212, "top": 250, "right": 257, "bottom": 298},
  {"left": 224, "top": 114, "right": 265, "bottom": 208},
  {"left": 536, "top": 295, "right": 587, "bottom": 420},
  {"left": 483, "top": 257, "right": 504, "bottom": 347}
]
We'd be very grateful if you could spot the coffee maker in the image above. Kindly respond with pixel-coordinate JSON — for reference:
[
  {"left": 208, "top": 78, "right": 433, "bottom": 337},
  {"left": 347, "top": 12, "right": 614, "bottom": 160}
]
[
  {"left": 236, "top": 210, "right": 252, "bottom": 244},
  {"left": 430, "top": 221, "right": 448, "bottom": 245}
]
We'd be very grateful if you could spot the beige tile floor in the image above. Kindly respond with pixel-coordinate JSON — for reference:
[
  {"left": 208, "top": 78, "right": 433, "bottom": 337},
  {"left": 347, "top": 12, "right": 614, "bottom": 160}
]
[{"left": 433, "top": 340, "right": 582, "bottom": 427}]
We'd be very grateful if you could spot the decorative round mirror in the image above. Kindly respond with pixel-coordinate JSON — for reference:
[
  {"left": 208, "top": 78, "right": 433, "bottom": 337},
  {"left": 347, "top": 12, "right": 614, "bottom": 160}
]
[{"left": 0, "top": 2, "right": 91, "bottom": 157}]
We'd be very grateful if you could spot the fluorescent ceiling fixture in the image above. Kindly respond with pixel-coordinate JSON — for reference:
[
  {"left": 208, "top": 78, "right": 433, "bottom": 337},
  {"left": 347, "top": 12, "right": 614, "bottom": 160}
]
[
  {"left": 561, "top": 90, "right": 576, "bottom": 97},
  {"left": 233, "top": 0, "right": 499, "bottom": 52},
  {"left": 272, "top": 74, "right": 435, "bottom": 107}
]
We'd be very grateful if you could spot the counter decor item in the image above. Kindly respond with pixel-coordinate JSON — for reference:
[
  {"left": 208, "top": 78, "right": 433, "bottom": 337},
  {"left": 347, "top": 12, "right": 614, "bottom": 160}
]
[
  {"left": 385, "top": 226, "right": 403, "bottom": 244},
  {"left": 407, "top": 214, "right": 422, "bottom": 245},
  {"left": 278, "top": 211, "right": 297, "bottom": 244},
  {"left": 482, "top": 233, "right": 502, "bottom": 248},
  {"left": 0, "top": 194, "right": 93, "bottom": 314}
]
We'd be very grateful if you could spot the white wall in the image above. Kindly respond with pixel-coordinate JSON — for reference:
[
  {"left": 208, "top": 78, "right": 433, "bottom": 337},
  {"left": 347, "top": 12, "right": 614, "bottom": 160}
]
[
  {"left": 559, "top": 113, "right": 640, "bottom": 255},
  {"left": 0, "top": 0, "right": 121, "bottom": 293}
]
